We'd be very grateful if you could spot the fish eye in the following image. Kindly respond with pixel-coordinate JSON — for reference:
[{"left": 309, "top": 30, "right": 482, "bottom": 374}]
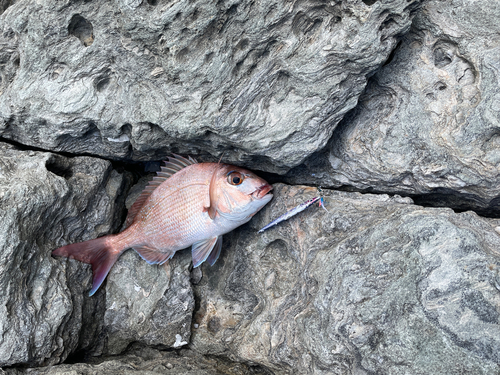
[{"left": 227, "top": 171, "right": 244, "bottom": 186}]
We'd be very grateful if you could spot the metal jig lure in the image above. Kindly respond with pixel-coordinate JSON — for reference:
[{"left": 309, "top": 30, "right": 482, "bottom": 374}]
[{"left": 258, "top": 193, "right": 328, "bottom": 233}]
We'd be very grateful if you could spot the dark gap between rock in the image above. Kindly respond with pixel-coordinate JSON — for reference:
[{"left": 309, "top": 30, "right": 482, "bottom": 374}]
[{"left": 1, "top": 136, "right": 499, "bottom": 219}]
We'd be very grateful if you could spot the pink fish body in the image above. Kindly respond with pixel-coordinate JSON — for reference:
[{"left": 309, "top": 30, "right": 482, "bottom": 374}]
[{"left": 53, "top": 155, "right": 273, "bottom": 295}]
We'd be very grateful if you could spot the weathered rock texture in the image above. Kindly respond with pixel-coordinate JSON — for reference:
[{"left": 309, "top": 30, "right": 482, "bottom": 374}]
[
  {"left": 103, "top": 250, "right": 194, "bottom": 355},
  {"left": 0, "top": 0, "right": 417, "bottom": 172},
  {"left": 0, "top": 142, "right": 129, "bottom": 367},
  {"left": 191, "top": 184, "right": 500, "bottom": 374},
  {"left": 285, "top": 0, "right": 500, "bottom": 214},
  {"left": 3, "top": 345, "right": 267, "bottom": 375}
]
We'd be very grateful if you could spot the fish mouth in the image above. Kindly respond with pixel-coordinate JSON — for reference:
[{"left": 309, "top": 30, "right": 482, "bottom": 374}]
[{"left": 253, "top": 183, "right": 273, "bottom": 199}]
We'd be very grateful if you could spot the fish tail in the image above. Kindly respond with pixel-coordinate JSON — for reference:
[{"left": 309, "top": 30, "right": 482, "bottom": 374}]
[{"left": 52, "top": 235, "right": 122, "bottom": 296}]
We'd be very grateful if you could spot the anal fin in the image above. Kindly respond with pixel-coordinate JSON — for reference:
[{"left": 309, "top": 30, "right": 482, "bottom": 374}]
[
  {"left": 192, "top": 237, "right": 219, "bottom": 268},
  {"left": 133, "top": 245, "right": 175, "bottom": 265}
]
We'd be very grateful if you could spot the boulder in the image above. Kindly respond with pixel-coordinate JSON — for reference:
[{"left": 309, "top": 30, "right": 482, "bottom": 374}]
[
  {"left": 191, "top": 184, "right": 500, "bottom": 374},
  {"left": 0, "top": 142, "right": 129, "bottom": 366},
  {"left": 103, "top": 250, "right": 194, "bottom": 355},
  {"left": 284, "top": 0, "right": 500, "bottom": 214},
  {"left": 2, "top": 345, "right": 259, "bottom": 375},
  {"left": 0, "top": 0, "right": 418, "bottom": 172}
]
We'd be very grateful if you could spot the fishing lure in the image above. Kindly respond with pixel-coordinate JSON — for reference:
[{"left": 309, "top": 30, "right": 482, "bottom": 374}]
[{"left": 258, "top": 195, "right": 328, "bottom": 233}]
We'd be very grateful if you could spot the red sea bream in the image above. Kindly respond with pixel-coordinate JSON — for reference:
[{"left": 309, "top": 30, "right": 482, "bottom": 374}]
[{"left": 53, "top": 155, "right": 273, "bottom": 295}]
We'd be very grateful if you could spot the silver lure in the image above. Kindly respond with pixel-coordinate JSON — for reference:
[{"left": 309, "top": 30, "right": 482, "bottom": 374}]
[{"left": 258, "top": 196, "right": 328, "bottom": 233}]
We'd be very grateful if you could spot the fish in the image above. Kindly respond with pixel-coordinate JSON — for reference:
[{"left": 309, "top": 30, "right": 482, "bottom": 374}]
[
  {"left": 52, "top": 154, "right": 273, "bottom": 296},
  {"left": 258, "top": 195, "right": 327, "bottom": 233}
]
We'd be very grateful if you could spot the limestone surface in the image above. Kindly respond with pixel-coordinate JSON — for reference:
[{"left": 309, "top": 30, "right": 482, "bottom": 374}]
[
  {"left": 191, "top": 184, "right": 500, "bottom": 374},
  {"left": 284, "top": 0, "right": 500, "bottom": 214},
  {"left": 1, "top": 0, "right": 500, "bottom": 374},
  {"left": 0, "top": 0, "right": 417, "bottom": 172},
  {"left": 103, "top": 250, "right": 194, "bottom": 355},
  {"left": 3, "top": 345, "right": 265, "bottom": 375},
  {"left": 0, "top": 142, "right": 129, "bottom": 367}
]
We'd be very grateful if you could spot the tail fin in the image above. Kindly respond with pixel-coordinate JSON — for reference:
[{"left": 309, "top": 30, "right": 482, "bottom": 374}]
[{"left": 52, "top": 236, "right": 121, "bottom": 296}]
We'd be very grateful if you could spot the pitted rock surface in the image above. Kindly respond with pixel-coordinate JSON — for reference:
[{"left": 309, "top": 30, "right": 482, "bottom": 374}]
[
  {"left": 0, "top": 0, "right": 417, "bottom": 172},
  {"left": 191, "top": 184, "right": 500, "bottom": 374},
  {"left": 0, "top": 142, "right": 129, "bottom": 366},
  {"left": 284, "top": 0, "right": 500, "bottom": 214}
]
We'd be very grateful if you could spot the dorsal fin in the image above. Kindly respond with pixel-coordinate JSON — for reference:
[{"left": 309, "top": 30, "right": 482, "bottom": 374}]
[{"left": 125, "top": 154, "right": 198, "bottom": 227}]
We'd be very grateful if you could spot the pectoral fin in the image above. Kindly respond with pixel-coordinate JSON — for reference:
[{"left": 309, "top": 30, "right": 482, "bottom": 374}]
[
  {"left": 206, "top": 236, "right": 223, "bottom": 266},
  {"left": 133, "top": 245, "right": 175, "bottom": 265},
  {"left": 192, "top": 237, "right": 219, "bottom": 267}
]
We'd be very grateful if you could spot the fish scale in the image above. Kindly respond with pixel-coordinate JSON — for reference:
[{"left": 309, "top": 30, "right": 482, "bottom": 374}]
[
  {"left": 52, "top": 156, "right": 273, "bottom": 296},
  {"left": 141, "top": 180, "right": 212, "bottom": 249}
]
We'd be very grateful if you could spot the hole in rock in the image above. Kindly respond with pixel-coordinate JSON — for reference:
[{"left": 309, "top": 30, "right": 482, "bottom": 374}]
[
  {"left": 3, "top": 27, "right": 15, "bottom": 39},
  {"left": 68, "top": 14, "right": 94, "bottom": 47},
  {"left": 120, "top": 123, "right": 132, "bottom": 137},
  {"left": 94, "top": 71, "right": 111, "bottom": 92},
  {"left": 292, "top": 12, "right": 322, "bottom": 35},
  {"left": 265, "top": 239, "right": 289, "bottom": 260},
  {"left": 63, "top": 349, "right": 88, "bottom": 364},
  {"left": 433, "top": 47, "right": 452, "bottom": 68},
  {"left": 236, "top": 38, "right": 249, "bottom": 50},
  {"left": 207, "top": 316, "right": 221, "bottom": 333},
  {"left": 191, "top": 8, "right": 199, "bottom": 22},
  {"left": 46, "top": 156, "right": 73, "bottom": 179},
  {"left": 226, "top": 4, "right": 238, "bottom": 16},
  {"left": 176, "top": 47, "right": 189, "bottom": 62},
  {"left": 147, "top": 0, "right": 158, "bottom": 5},
  {"left": 362, "top": 0, "right": 378, "bottom": 5},
  {"left": 436, "top": 81, "right": 447, "bottom": 91},
  {"left": 204, "top": 52, "right": 214, "bottom": 63}
]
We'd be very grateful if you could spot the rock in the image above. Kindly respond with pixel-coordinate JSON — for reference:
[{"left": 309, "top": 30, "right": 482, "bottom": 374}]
[
  {"left": 103, "top": 250, "right": 194, "bottom": 355},
  {"left": 190, "top": 184, "right": 500, "bottom": 374},
  {"left": 0, "top": 0, "right": 418, "bottom": 172},
  {"left": 0, "top": 142, "right": 130, "bottom": 367},
  {"left": 2, "top": 345, "right": 263, "bottom": 375},
  {"left": 284, "top": 0, "right": 500, "bottom": 214}
]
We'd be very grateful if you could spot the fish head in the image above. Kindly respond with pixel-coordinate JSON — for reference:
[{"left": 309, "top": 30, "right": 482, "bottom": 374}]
[{"left": 209, "top": 164, "right": 273, "bottom": 223}]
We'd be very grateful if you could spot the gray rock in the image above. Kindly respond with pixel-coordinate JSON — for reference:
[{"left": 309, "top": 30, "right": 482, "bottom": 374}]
[
  {"left": 191, "top": 184, "right": 500, "bottom": 374},
  {"left": 3, "top": 345, "right": 266, "bottom": 375},
  {"left": 0, "top": 142, "right": 130, "bottom": 367},
  {"left": 285, "top": 0, "right": 500, "bottom": 213},
  {"left": 2, "top": 0, "right": 500, "bottom": 374},
  {"left": 103, "top": 250, "right": 194, "bottom": 355},
  {"left": 0, "top": 0, "right": 418, "bottom": 172}
]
